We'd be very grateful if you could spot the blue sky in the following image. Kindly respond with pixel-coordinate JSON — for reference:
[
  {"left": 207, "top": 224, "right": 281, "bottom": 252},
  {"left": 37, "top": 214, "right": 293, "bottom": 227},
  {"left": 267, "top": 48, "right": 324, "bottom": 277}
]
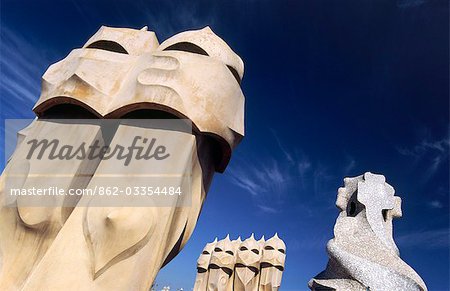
[{"left": 0, "top": 0, "right": 448, "bottom": 290}]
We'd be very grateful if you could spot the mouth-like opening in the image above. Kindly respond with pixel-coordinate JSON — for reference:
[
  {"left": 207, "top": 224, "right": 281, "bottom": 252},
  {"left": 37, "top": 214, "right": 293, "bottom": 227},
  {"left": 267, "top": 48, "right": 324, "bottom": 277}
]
[
  {"left": 119, "top": 109, "right": 180, "bottom": 119},
  {"left": 34, "top": 99, "right": 230, "bottom": 172},
  {"left": 208, "top": 263, "right": 220, "bottom": 270},
  {"left": 260, "top": 262, "right": 284, "bottom": 271},
  {"left": 235, "top": 263, "right": 259, "bottom": 274},
  {"left": 118, "top": 109, "right": 224, "bottom": 170},
  {"left": 36, "top": 102, "right": 100, "bottom": 119},
  {"left": 208, "top": 264, "right": 233, "bottom": 277}
]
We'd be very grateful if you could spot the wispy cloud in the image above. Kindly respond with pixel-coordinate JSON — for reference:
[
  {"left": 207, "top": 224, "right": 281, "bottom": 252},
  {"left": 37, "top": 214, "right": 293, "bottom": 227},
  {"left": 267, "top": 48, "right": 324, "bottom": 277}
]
[
  {"left": 397, "top": 137, "right": 449, "bottom": 157},
  {"left": 397, "top": 134, "right": 449, "bottom": 181},
  {"left": 0, "top": 26, "right": 51, "bottom": 117},
  {"left": 312, "top": 165, "right": 334, "bottom": 199},
  {"left": 428, "top": 200, "right": 444, "bottom": 209},
  {"left": 396, "top": 228, "right": 449, "bottom": 249},
  {"left": 228, "top": 162, "right": 269, "bottom": 197},
  {"left": 257, "top": 204, "right": 279, "bottom": 214},
  {"left": 228, "top": 156, "right": 290, "bottom": 213},
  {"left": 271, "top": 129, "right": 294, "bottom": 165},
  {"left": 133, "top": 1, "right": 219, "bottom": 40},
  {"left": 228, "top": 132, "right": 349, "bottom": 213},
  {"left": 287, "top": 233, "right": 330, "bottom": 251},
  {"left": 0, "top": 26, "right": 53, "bottom": 169},
  {"left": 343, "top": 157, "right": 356, "bottom": 175},
  {"left": 297, "top": 156, "right": 311, "bottom": 190},
  {"left": 396, "top": 0, "right": 427, "bottom": 9}
]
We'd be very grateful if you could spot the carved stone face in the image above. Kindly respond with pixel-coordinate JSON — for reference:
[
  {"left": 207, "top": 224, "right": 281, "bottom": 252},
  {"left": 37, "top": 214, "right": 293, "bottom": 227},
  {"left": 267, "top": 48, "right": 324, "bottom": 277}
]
[
  {"left": 261, "top": 234, "right": 286, "bottom": 268},
  {"left": 235, "top": 234, "right": 262, "bottom": 287},
  {"left": 33, "top": 26, "right": 245, "bottom": 171},
  {"left": 236, "top": 234, "right": 262, "bottom": 267},
  {"left": 209, "top": 235, "right": 236, "bottom": 270},
  {"left": 197, "top": 239, "right": 217, "bottom": 272},
  {"left": 207, "top": 235, "right": 237, "bottom": 291}
]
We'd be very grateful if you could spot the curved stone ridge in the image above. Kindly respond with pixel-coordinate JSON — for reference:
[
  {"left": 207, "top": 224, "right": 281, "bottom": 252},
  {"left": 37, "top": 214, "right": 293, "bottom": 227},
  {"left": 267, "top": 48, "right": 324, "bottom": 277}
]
[
  {"left": 309, "top": 172, "right": 428, "bottom": 291},
  {"left": 33, "top": 25, "right": 245, "bottom": 172},
  {"left": 194, "top": 233, "right": 286, "bottom": 291}
]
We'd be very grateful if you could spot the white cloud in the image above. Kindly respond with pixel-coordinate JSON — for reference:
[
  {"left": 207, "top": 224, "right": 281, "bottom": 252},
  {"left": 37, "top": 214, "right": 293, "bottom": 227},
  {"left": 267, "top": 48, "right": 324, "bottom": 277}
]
[
  {"left": 228, "top": 136, "right": 345, "bottom": 213},
  {"left": 312, "top": 165, "right": 334, "bottom": 198},
  {"left": 298, "top": 159, "right": 311, "bottom": 175},
  {"left": 343, "top": 157, "right": 356, "bottom": 174},
  {"left": 396, "top": 228, "right": 449, "bottom": 249},
  {"left": 396, "top": 0, "right": 427, "bottom": 8},
  {"left": 428, "top": 200, "right": 444, "bottom": 209},
  {"left": 286, "top": 233, "right": 330, "bottom": 251},
  {"left": 297, "top": 157, "right": 311, "bottom": 190},
  {"left": 228, "top": 165, "right": 265, "bottom": 197},
  {"left": 227, "top": 137, "right": 297, "bottom": 213},
  {"left": 135, "top": 1, "right": 218, "bottom": 40},
  {"left": 271, "top": 129, "right": 294, "bottom": 165},
  {"left": 228, "top": 129, "right": 359, "bottom": 213},
  {"left": 0, "top": 26, "right": 52, "bottom": 118},
  {"left": 256, "top": 204, "right": 279, "bottom": 214},
  {"left": 397, "top": 134, "right": 449, "bottom": 180},
  {"left": 228, "top": 157, "right": 290, "bottom": 209},
  {"left": 397, "top": 137, "right": 449, "bottom": 157}
]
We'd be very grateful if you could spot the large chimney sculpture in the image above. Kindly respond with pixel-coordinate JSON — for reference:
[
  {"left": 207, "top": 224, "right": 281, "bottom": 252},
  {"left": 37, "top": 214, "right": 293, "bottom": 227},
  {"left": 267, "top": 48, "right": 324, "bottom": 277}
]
[
  {"left": 309, "top": 172, "right": 427, "bottom": 291},
  {"left": 0, "top": 26, "right": 245, "bottom": 291}
]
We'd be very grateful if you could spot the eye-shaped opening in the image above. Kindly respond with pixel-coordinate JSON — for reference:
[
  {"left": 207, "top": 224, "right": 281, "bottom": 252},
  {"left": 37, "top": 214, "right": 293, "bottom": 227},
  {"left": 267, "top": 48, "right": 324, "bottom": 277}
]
[
  {"left": 163, "top": 42, "right": 208, "bottom": 56},
  {"left": 227, "top": 65, "right": 241, "bottom": 85},
  {"left": 382, "top": 209, "right": 388, "bottom": 222},
  {"left": 163, "top": 42, "right": 242, "bottom": 85},
  {"left": 278, "top": 249, "right": 285, "bottom": 254},
  {"left": 346, "top": 191, "right": 364, "bottom": 217},
  {"left": 251, "top": 249, "right": 260, "bottom": 255},
  {"left": 264, "top": 246, "right": 274, "bottom": 250},
  {"left": 202, "top": 251, "right": 210, "bottom": 255},
  {"left": 214, "top": 247, "right": 222, "bottom": 252},
  {"left": 86, "top": 40, "right": 128, "bottom": 54},
  {"left": 225, "top": 250, "right": 234, "bottom": 256},
  {"left": 349, "top": 201, "right": 356, "bottom": 216},
  {"left": 239, "top": 246, "right": 248, "bottom": 251}
]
